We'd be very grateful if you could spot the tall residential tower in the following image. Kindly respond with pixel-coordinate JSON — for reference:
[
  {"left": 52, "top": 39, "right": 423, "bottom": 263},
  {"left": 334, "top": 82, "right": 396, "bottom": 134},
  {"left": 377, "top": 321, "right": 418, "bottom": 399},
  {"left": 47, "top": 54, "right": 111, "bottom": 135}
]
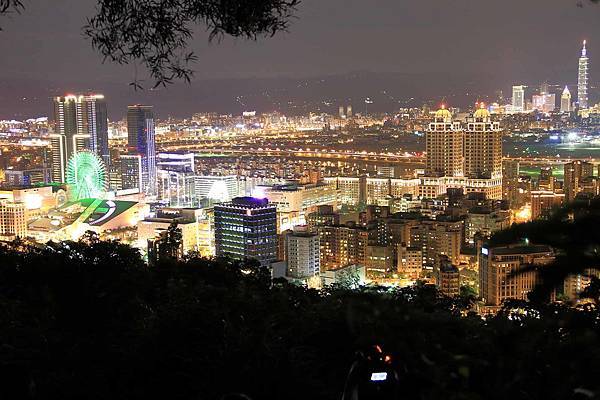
[{"left": 51, "top": 94, "right": 109, "bottom": 183}]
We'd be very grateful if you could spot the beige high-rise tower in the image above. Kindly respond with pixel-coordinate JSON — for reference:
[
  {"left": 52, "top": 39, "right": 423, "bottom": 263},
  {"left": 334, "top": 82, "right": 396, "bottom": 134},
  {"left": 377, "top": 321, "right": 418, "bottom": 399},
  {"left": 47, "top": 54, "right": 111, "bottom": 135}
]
[
  {"left": 464, "top": 105, "right": 502, "bottom": 179},
  {"left": 425, "top": 107, "right": 464, "bottom": 177}
]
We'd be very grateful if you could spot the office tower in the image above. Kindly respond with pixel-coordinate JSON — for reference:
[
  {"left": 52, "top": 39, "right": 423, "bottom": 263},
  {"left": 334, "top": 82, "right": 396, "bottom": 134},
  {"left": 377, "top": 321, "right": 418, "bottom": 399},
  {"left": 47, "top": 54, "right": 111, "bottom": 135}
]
[
  {"left": 339, "top": 106, "right": 345, "bottom": 118},
  {"left": 531, "top": 191, "right": 564, "bottom": 220},
  {"left": 214, "top": 197, "right": 277, "bottom": 266},
  {"left": 564, "top": 160, "right": 594, "bottom": 202},
  {"left": 346, "top": 105, "right": 353, "bottom": 117},
  {"left": 425, "top": 107, "right": 463, "bottom": 177},
  {"left": 0, "top": 201, "right": 27, "bottom": 240},
  {"left": 285, "top": 225, "right": 320, "bottom": 279},
  {"left": 578, "top": 40, "right": 589, "bottom": 109},
  {"left": 464, "top": 106, "right": 502, "bottom": 179},
  {"left": 127, "top": 105, "right": 157, "bottom": 195},
  {"left": 479, "top": 244, "right": 554, "bottom": 307},
  {"left": 120, "top": 154, "right": 143, "bottom": 191},
  {"left": 436, "top": 255, "right": 460, "bottom": 297},
  {"left": 53, "top": 94, "right": 109, "bottom": 169},
  {"left": 540, "top": 82, "right": 550, "bottom": 95},
  {"left": 512, "top": 85, "right": 526, "bottom": 112},
  {"left": 561, "top": 86, "right": 572, "bottom": 113}
]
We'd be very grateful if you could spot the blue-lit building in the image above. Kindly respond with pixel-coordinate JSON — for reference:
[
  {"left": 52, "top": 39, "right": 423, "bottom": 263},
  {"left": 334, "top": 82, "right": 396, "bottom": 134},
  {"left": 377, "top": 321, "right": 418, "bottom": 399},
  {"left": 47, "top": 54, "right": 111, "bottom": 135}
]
[
  {"left": 214, "top": 197, "right": 277, "bottom": 266},
  {"left": 127, "top": 105, "right": 156, "bottom": 195}
]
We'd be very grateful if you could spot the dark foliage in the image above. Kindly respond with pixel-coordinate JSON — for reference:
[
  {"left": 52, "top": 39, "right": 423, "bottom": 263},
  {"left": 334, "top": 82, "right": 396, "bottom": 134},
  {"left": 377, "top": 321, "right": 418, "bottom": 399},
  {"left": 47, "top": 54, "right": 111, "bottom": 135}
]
[
  {"left": 491, "top": 197, "right": 600, "bottom": 303},
  {"left": 1, "top": 239, "right": 600, "bottom": 399},
  {"left": 83, "top": 0, "right": 300, "bottom": 89}
]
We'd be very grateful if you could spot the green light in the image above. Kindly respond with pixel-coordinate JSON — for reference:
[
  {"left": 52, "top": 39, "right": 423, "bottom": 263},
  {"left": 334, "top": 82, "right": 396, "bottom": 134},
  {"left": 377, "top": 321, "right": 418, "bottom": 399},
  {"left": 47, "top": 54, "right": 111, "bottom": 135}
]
[{"left": 66, "top": 151, "right": 107, "bottom": 200}]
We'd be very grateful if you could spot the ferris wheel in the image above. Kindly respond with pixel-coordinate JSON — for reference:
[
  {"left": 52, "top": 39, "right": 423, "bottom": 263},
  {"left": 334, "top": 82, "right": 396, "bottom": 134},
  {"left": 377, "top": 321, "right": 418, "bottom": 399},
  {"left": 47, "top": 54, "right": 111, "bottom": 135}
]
[{"left": 66, "top": 150, "right": 108, "bottom": 200}]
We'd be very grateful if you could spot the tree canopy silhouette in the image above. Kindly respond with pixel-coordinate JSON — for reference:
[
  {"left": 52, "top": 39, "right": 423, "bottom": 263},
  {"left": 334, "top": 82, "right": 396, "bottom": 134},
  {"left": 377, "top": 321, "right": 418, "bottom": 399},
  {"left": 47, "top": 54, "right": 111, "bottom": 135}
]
[
  {"left": 1, "top": 238, "right": 600, "bottom": 399},
  {"left": 0, "top": 0, "right": 300, "bottom": 88}
]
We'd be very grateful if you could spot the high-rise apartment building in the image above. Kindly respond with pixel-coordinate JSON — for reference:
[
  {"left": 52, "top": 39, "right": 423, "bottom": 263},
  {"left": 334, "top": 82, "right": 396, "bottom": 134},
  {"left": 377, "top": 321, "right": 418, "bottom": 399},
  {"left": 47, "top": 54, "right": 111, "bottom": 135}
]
[
  {"left": 214, "top": 197, "right": 277, "bottom": 267},
  {"left": 479, "top": 244, "right": 554, "bottom": 307},
  {"left": 285, "top": 225, "right": 320, "bottom": 278},
  {"left": 512, "top": 85, "right": 526, "bottom": 112},
  {"left": 561, "top": 86, "right": 572, "bottom": 113},
  {"left": 578, "top": 40, "right": 589, "bottom": 109},
  {"left": 127, "top": 105, "right": 157, "bottom": 195},
  {"left": 531, "top": 191, "right": 564, "bottom": 220},
  {"left": 464, "top": 107, "right": 502, "bottom": 179},
  {"left": 0, "top": 201, "right": 27, "bottom": 240},
  {"left": 316, "top": 222, "right": 368, "bottom": 271},
  {"left": 51, "top": 94, "right": 108, "bottom": 183},
  {"left": 425, "top": 107, "right": 464, "bottom": 177},
  {"left": 538, "top": 167, "right": 555, "bottom": 191},
  {"left": 564, "top": 160, "right": 594, "bottom": 202},
  {"left": 397, "top": 244, "right": 422, "bottom": 280},
  {"left": 410, "top": 219, "right": 462, "bottom": 268}
]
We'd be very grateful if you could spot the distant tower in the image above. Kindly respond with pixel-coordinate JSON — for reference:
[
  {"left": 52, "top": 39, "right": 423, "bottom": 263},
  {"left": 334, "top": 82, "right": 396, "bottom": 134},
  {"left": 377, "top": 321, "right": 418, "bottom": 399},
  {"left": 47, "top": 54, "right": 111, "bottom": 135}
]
[
  {"left": 561, "top": 86, "right": 572, "bottom": 113},
  {"left": 346, "top": 105, "right": 353, "bottom": 117},
  {"left": 338, "top": 106, "right": 345, "bottom": 118},
  {"left": 578, "top": 40, "right": 589, "bottom": 109},
  {"left": 512, "top": 85, "right": 526, "bottom": 112}
]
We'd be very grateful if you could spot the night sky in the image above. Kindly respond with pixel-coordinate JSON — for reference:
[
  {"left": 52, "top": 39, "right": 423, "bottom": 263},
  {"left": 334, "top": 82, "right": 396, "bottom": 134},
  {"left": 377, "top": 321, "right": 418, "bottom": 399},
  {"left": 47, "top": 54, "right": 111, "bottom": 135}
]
[{"left": 0, "top": 0, "right": 599, "bottom": 118}]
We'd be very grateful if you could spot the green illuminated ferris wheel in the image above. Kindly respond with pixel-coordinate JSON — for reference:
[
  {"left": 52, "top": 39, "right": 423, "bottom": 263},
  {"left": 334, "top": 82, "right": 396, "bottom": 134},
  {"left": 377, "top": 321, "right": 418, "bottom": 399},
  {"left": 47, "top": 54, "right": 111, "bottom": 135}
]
[{"left": 66, "top": 151, "right": 108, "bottom": 200}]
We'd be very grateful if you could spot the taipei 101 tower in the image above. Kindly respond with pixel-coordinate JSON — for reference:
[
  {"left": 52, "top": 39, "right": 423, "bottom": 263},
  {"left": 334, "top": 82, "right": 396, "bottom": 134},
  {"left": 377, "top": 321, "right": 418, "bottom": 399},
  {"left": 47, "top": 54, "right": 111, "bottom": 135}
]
[{"left": 578, "top": 40, "right": 589, "bottom": 109}]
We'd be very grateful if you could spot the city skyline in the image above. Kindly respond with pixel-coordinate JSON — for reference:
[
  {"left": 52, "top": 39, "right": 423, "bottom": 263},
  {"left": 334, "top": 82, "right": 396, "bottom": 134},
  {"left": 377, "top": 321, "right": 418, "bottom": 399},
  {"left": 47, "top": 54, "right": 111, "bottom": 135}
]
[{"left": 0, "top": 0, "right": 599, "bottom": 118}]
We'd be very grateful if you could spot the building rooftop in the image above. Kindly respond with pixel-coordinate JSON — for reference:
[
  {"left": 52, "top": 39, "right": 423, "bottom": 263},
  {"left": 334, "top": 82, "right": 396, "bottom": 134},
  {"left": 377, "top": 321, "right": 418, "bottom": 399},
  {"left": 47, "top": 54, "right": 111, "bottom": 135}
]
[{"left": 490, "top": 244, "right": 553, "bottom": 255}]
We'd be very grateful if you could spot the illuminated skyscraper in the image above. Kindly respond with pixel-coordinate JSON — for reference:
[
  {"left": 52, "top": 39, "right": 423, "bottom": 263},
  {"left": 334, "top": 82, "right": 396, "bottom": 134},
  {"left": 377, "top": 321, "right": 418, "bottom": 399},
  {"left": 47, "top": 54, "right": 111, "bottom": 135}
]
[
  {"left": 561, "top": 86, "right": 572, "bottom": 113},
  {"left": 127, "top": 105, "right": 157, "bottom": 195},
  {"left": 464, "top": 105, "right": 502, "bottom": 179},
  {"left": 512, "top": 85, "right": 526, "bottom": 112},
  {"left": 214, "top": 197, "right": 277, "bottom": 267},
  {"left": 51, "top": 94, "right": 109, "bottom": 182},
  {"left": 425, "top": 107, "right": 463, "bottom": 177},
  {"left": 578, "top": 40, "right": 589, "bottom": 109}
]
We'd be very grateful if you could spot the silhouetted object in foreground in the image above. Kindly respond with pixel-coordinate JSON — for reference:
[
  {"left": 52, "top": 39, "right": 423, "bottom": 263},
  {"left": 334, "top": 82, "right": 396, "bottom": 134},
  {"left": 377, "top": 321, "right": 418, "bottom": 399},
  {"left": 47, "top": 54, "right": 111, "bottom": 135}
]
[{"left": 342, "top": 345, "right": 400, "bottom": 400}]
